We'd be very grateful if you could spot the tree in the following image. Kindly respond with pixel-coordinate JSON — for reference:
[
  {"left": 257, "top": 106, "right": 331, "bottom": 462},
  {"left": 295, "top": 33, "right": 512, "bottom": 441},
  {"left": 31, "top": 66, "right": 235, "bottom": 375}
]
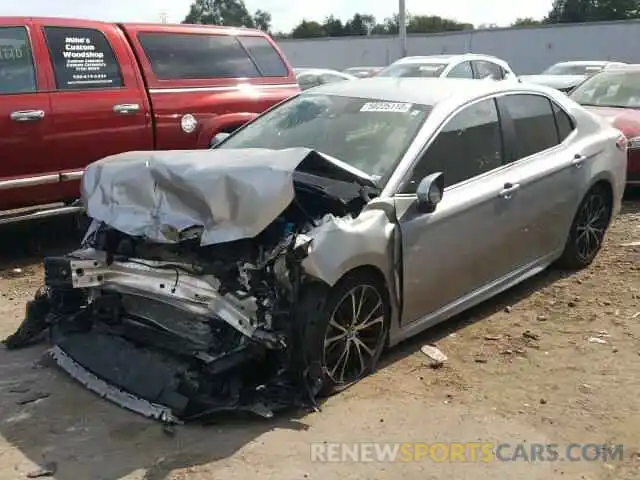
[
  {"left": 545, "top": 0, "right": 595, "bottom": 22},
  {"left": 408, "top": 15, "right": 474, "bottom": 33},
  {"left": 291, "top": 20, "right": 325, "bottom": 38},
  {"left": 183, "top": 0, "right": 264, "bottom": 28},
  {"left": 322, "top": 15, "right": 345, "bottom": 36},
  {"left": 344, "top": 14, "right": 377, "bottom": 35},
  {"left": 253, "top": 9, "right": 272, "bottom": 32},
  {"left": 545, "top": 0, "right": 640, "bottom": 22},
  {"left": 512, "top": 17, "right": 542, "bottom": 26}
]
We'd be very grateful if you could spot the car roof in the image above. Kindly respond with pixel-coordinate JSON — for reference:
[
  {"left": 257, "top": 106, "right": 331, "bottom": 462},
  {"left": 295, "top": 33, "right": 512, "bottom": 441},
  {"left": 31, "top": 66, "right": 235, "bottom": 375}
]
[
  {"left": 306, "top": 77, "right": 523, "bottom": 106},
  {"left": 393, "top": 54, "right": 502, "bottom": 65},
  {"left": 553, "top": 60, "right": 611, "bottom": 66}
]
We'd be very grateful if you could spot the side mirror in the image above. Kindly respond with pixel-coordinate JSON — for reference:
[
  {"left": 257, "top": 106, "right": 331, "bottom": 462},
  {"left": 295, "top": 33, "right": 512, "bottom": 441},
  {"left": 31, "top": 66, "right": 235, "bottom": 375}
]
[
  {"left": 415, "top": 172, "right": 445, "bottom": 213},
  {"left": 210, "top": 132, "right": 231, "bottom": 148}
]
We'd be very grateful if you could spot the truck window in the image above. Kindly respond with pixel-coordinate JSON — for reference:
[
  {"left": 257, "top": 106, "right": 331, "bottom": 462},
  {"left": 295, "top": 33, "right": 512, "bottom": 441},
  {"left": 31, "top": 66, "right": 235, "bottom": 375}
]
[
  {"left": 43, "top": 26, "right": 123, "bottom": 90},
  {"left": 138, "top": 32, "right": 261, "bottom": 79},
  {"left": 237, "top": 36, "right": 288, "bottom": 77},
  {"left": 0, "top": 27, "right": 36, "bottom": 94}
]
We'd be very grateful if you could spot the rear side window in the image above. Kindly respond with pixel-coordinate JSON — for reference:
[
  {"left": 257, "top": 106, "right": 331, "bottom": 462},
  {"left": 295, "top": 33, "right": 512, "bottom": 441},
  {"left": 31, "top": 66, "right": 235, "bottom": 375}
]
[
  {"left": 447, "top": 61, "right": 473, "bottom": 79},
  {"left": 237, "top": 36, "right": 288, "bottom": 77},
  {"left": 0, "top": 26, "right": 36, "bottom": 94},
  {"left": 551, "top": 101, "right": 575, "bottom": 142},
  {"left": 500, "top": 94, "right": 559, "bottom": 159},
  {"left": 473, "top": 61, "right": 504, "bottom": 80},
  {"left": 138, "top": 33, "right": 260, "bottom": 79},
  {"left": 44, "top": 27, "right": 123, "bottom": 90}
]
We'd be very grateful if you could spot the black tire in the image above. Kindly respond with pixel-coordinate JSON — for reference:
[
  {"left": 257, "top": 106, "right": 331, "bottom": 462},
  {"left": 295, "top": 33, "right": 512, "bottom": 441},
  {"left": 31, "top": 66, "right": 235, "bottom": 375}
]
[
  {"left": 294, "top": 271, "right": 390, "bottom": 397},
  {"left": 556, "top": 183, "right": 613, "bottom": 270}
]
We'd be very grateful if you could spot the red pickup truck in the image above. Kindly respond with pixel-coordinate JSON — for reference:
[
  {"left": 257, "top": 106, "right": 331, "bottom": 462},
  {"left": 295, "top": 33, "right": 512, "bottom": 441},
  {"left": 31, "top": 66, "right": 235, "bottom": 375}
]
[{"left": 0, "top": 17, "right": 299, "bottom": 224}]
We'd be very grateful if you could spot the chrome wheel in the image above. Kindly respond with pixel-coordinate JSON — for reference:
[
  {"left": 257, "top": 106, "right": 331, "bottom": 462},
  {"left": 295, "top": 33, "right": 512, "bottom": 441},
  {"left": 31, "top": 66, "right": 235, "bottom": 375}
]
[
  {"left": 575, "top": 192, "right": 609, "bottom": 261},
  {"left": 322, "top": 284, "right": 386, "bottom": 385}
]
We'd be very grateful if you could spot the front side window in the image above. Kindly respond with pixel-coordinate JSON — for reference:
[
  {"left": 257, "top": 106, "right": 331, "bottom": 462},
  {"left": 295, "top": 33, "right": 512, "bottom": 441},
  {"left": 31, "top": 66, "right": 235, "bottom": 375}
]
[
  {"left": 138, "top": 33, "right": 260, "bottom": 79},
  {"left": 570, "top": 71, "right": 640, "bottom": 109},
  {"left": 401, "top": 98, "right": 503, "bottom": 193},
  {"left": 237, "top": 36, "right": 288, "bottom": 77},
  {"left": 218, "top": 94, "right": 432, "bottom": 182},
  {"left": 473, "top": 60, "right": 504, "bottom": 80},
  {"left": 44, "top": 26, "right": 123, "bottom": 90},
  {"left": 377, "top": 62, "right": 447, "bottom": 78},
  {"left": 447, "top": 61, "right": 473, "bottom": 79},
  {"left": 0, "top": 26, "right": 36, "bottom": 94},
  {"left": 499, "top": 94, "right": 559, "bottom": 160}
]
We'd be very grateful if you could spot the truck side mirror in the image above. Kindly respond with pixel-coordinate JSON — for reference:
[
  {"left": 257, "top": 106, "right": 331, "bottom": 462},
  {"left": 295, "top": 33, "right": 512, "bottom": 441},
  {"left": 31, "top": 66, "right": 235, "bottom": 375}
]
[
  {"left": 210, "top": 132, "right": 231, "bottom": 148},
  {"left": 415, "top": 172, "right": 444, "bottom": 213}
]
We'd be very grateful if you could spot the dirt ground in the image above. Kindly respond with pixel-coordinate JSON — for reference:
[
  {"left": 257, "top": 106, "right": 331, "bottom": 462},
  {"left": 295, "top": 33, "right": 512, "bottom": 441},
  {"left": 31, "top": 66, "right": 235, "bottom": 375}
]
[{"left": 0, "top": 196, "right": 638, "bottom": 480}]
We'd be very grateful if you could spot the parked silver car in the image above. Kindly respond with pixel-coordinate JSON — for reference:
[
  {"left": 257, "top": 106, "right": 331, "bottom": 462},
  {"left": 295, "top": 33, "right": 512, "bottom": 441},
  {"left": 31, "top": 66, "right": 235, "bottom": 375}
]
[{"left": 6, "top": 78, "right": 627, "bottom": 423}]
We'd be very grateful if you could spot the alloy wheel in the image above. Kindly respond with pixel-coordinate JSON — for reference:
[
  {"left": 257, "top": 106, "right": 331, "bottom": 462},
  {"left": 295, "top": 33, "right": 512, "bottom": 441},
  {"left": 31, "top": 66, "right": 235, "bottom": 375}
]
[
  {"left": 575, "top": 192, "right": 609, "bottom": 261},
  {"left": 322, "top": 284, "right": 386, "bottom": 386}
]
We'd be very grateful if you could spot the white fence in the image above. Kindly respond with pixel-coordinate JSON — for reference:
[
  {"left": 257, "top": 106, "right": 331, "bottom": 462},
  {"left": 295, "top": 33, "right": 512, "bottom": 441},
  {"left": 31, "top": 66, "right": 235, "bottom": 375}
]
[{"left": 277, "top": 20, "right": 640, "bottom": 75}]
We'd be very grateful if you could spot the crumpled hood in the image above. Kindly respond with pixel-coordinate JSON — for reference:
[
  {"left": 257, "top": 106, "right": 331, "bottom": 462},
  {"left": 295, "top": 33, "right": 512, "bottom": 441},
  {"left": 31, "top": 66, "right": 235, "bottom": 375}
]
[
  {"left": 519, "top": 74, "right": 586, "bottom": 90},
  {"left": 81, "top": 147, "right": 374, "bottom": 246}
]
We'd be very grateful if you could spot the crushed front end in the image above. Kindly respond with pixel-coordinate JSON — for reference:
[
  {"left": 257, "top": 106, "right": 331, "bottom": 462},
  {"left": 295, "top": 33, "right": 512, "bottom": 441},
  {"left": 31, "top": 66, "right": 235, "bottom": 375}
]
[{"left": 4, "top": 147, "right": 380, "bottom": 423}]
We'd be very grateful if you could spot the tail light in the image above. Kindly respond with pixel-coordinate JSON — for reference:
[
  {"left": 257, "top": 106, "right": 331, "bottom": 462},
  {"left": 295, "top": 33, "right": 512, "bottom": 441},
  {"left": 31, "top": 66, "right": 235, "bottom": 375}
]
[{"left": 615, "top": 134, "right": 628, "bottom": 151}]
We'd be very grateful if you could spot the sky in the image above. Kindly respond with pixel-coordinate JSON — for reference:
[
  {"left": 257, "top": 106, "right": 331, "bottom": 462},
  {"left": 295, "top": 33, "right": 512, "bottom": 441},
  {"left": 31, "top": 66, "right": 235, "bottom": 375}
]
[{"left": 1, "top": 0, "right": 554, "bottom": 34}]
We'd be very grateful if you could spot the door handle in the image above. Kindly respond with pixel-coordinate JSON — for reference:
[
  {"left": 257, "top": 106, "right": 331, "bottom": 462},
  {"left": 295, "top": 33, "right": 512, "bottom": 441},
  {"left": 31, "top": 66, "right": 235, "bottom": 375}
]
[
  {"left": 498, "top": 182, "right": 520, "bottom": 200},
  {"left": 572, "top": 153, "right": 587, "bottom": 168},
  {"left": 113, "top": 103, "right": 140, "bottom": 114},
  {"left": 10, "top": 110, "right": 45, "bottom": 122}
]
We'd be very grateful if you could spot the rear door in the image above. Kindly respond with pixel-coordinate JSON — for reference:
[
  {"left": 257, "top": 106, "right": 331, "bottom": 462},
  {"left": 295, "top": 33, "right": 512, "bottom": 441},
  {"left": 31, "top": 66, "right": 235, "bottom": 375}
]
[
  {"left": 126, "top": 26, "right": 298, "bottom": 149},
  {"left": 38, "top": 19, "right": 152, "bottom": 201},
  {"left": 495, "top": 93, "right": 583, "bottom": 263},
  {"left": 0, "top": 19, "right": 56, "bottom": 211}
]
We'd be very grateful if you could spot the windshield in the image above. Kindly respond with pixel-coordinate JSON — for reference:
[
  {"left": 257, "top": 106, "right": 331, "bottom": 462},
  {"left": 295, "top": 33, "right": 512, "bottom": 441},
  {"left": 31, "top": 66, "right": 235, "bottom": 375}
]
[
  {"left": 218, "top": 93, "right": 431, "bottom": 182},
  {"left": 542, "top": 63, "right": 604, "bottom": 76},
  {"left": 376, "top": 63, "right": 447, "bottom": 78},
  {"left": 570, "top": 71, "right": 640, "bottom": 108}
]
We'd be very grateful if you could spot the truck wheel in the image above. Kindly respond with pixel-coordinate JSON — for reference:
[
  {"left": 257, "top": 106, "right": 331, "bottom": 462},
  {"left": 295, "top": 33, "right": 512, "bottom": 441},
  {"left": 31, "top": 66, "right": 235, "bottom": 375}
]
[
  {"left": 556, "top": 184, "right": 612, "bottom": 270},
  {"left": 296, "top": 271, "right": 389, "bottom": 396}
]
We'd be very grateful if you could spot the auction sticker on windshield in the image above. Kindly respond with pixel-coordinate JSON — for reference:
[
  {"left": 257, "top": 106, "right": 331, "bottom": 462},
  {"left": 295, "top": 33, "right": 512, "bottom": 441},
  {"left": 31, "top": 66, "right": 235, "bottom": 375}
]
[{"left": 360, "top": 102, "right": 413, "bottom": 113}]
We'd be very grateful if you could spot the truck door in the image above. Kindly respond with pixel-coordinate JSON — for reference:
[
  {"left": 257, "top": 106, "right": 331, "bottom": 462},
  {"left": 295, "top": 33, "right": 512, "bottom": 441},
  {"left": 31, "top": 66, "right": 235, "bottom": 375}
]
[
  {"left": 38, "top": 19, "right": 153, "bottom": 202},
  {"left": 0, "top": 19, "right": 56, "bottom": 211}
]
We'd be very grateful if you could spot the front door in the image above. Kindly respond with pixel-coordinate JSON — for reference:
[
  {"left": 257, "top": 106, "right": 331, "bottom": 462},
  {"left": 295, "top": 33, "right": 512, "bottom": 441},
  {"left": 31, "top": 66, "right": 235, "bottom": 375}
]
[
  {"left": 395, "top": 97, "right": 529, "bottom": 325},
  {"left": 38, "top": 20, "right": 152, "bottom": 202},
  {"left": 0, "top": 20, "right": 56, "bottom": 211}
]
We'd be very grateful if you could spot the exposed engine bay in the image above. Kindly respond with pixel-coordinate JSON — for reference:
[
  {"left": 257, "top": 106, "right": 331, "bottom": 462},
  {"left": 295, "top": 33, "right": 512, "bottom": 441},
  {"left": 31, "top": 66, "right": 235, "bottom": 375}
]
[{"left": 4, "top": 148, "right": 382, "bottom": 423}]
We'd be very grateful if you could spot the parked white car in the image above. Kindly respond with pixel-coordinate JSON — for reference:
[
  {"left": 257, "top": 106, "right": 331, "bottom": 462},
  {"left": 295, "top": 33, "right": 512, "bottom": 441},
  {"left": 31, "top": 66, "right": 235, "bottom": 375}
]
[
  {"left": 519, "top": 61, "right": 628, "bottom": 93},
  {"left": 375, "top": 54, "right": 517, "bottom": 81}
]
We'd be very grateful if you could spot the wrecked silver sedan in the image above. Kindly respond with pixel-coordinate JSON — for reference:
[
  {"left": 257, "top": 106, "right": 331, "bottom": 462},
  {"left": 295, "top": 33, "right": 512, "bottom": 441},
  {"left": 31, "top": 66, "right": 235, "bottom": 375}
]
[{"left": 5, "top": 78, "right": 627, "bottom": 423}]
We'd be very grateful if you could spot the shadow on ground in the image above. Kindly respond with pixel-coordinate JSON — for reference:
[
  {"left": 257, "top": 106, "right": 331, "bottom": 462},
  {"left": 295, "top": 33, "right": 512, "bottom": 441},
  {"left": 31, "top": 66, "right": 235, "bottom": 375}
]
[{"left": 0, "top": 216, "right": 83, "bottom": 271}]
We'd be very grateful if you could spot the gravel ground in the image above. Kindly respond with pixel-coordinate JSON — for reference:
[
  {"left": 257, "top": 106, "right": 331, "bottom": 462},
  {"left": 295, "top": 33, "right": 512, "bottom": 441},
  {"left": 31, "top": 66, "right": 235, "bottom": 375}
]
[{"left": 0, "top": 196, "right": 638, "bottom": 480}]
